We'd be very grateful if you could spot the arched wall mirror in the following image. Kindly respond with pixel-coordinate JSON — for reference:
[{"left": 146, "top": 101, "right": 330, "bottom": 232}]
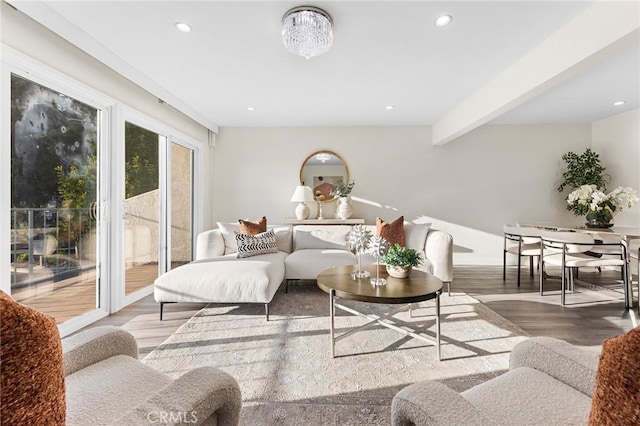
[{"left": 299, "top": 150, "right": 349, "bottom": 202}]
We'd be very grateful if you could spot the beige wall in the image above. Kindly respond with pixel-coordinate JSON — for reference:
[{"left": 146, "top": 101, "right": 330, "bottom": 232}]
[
  {"left": 592, "top": 109, "right": 640, "bottom": 227},
  {"left": 213, "top": 125, "right": 592, "bottom": 264}
]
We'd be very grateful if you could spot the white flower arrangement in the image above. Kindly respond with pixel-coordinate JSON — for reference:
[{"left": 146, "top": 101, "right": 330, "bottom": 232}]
[{"left": 566, "top": 184, "right": 638, "bottom": 216}]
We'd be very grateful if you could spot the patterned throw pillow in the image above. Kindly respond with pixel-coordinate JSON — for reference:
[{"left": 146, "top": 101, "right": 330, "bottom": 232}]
[
  {"left": 377, "top": 216, "right": 405, "bottom": 247},
  {"left": 588, "top": 327, "right": 640, "bottom": 425},
  {"left": 239, "top": 216, "right": 267, "bottom": 235},
  {"left": 235, "top": 229, "right": 278, "bottom": 258}
]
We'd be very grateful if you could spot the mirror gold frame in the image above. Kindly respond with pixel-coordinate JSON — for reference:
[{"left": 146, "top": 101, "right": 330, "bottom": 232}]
[{"left": 299, "top": 150, "right": 349, "bottom": 202}]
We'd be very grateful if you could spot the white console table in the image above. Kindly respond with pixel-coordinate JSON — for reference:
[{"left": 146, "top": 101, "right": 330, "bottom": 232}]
[{"left": 282, "top": 218, "right": 365, "bottom": 225}]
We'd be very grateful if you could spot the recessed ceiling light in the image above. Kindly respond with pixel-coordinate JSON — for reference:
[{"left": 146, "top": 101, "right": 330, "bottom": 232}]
[
  {"left": 385, "top": 105, "right": 395, "bottom": 110},
  {"left": 435, "top": 15, "right": 453, "bottom": 27},
  {"left": 175, "top": 22, "right": 192, "bottom": 33},
  {"left": 613, "top": 101, "right": 626, "bottom": 106},
  {"left": 247, "top": 107, "right": 255, "bottom": 111}
]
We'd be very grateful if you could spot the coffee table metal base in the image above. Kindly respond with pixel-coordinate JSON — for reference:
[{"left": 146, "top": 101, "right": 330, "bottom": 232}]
[{"left": 329, "top": 289, "right": 441, "bottom": 360}]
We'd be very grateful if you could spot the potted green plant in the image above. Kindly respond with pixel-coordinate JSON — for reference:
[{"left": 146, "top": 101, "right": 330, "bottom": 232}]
[
  {"left": 380, "top": 244, "right": 423, "bottom": 278},
  {"left": 331, "top": 180, "right": 355, "bottom": 198},
  {"left": 557, "top": 148, "right": 610, "bottom": 193}
]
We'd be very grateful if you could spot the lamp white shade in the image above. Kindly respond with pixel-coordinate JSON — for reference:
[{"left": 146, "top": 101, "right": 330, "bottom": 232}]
[{"left": 290, "top": 186, "right": 314, "bottom": 220}]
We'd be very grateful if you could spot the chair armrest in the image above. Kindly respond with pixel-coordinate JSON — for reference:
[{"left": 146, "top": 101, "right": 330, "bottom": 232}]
[
  {"left": 509, "top": 336, "right": 599, "bottom": 397},
  {"left": 196, "top": 229, "right": 225, "bottom": 260},
  {"left": 392, "top": 380, "right": 493, "bottom": 426},
  {"left": 424, "top": 230, "right": 453, "bottom": 283},
  {"left": 111, "top": 367, "right": 241, "bottom": 426},
  {"left": 62, "top": 326, "right": 138, "bottom": 376}
]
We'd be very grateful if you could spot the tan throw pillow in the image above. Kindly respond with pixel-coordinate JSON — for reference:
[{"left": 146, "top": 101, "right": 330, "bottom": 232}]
[
  {"left": 0, "top": 291, "right": 65, "bottom": 425},
  {"left": 588, "top": 327, "right": 640, "bottom": 425},
  {"left": 377, "top": 216, "right": 405, "bottom": 247},
  {"left": 239, "top": 216, "right": 267, "bottom": 235}
]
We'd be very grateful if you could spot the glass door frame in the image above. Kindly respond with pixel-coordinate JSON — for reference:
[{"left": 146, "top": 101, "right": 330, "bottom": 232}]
[
  {"left": 112, "top": 106, "right": 202, "bottom": 312},
  {"left": 1, "top": 45, "right": 114, "bottom": 336}
]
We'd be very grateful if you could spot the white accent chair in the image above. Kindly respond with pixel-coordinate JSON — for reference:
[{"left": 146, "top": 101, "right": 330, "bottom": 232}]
[
  {"left": 391, "top": 337, "right": 599, "bottom": 425},
  {"left": 63, "top": 326, "right": 242, "bottom": 425},
  {"left": 502, "top": 225, "right": 542, "bottom": 287},
  {"left": 539, "top": 230, "right": 630, "bottom": 307}
]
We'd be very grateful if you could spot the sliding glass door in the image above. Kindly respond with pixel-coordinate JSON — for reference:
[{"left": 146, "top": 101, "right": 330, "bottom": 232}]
[
  {"left": 170, "top": 142, "right": 193, "bottom": 270},
  {"left": 9, "top": 74, "right": 103, "bottom": 325},
  {"left": 5, "top": 64, "right": 200, "bottom": 332},
  {"left": 116, "top": 115, "right": 195, "bottom": 308},
  {"left": 123, "top": 122, "right": 162, "bottom": 296}
]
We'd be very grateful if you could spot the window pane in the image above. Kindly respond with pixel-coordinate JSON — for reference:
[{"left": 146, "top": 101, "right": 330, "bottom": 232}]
[
  {"left": 170, "top": 142, "right": 193, "bottom": 269},
  {"left": 124, "top": 122, "right": 160, "bottom": 295},
  {"left": 10, "top": 74, "right": 99, "bottom": 323}
]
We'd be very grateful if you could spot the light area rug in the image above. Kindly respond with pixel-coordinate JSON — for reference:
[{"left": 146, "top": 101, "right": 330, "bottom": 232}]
[{"left": 143, "top": 285, "right": 529, "bottom": 425}]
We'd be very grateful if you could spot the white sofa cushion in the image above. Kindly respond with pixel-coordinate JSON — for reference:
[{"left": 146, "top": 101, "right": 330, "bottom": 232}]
[
  {"left": 293, "top": 225, "right": 352, "bottom": 250},
  {"left": 285, "top": 249, "right": 356, "bottom": 280},
  {"left": 404, "top": 222, "right": 431, "bottom": 255},
  {"left": 217, "top": 222, "right": 292, "bottom": 254},
  {"left": 154, "top": 251, "right": 287, "bottom": 304}
]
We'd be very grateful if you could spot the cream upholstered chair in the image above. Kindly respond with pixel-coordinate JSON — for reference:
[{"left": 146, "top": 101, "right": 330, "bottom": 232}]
[
  {"left": 63, "top": 327, "right": 242, "bottom": 425},
  {"left": 503, "top": 225, "right": 542, "bottom": 287},
  {"left": 392, "top": 328, "right": 640, "bottom": 426},
  {"left": 391, "top": 337, "right": 598, "bottom": 425},
  {"left": 539, "top": 230, "right": 630, "bottom": 307},
  {"left": 1, "top": 292, "right": 242, "bottom": 425}
]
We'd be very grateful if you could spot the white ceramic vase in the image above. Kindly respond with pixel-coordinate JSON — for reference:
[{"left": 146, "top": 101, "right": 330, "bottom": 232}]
[
  {"left": 386, "top": 265, "right": 412, "bottom": 278},
  {"left": 336, "top": 196, "right": 353, "bottom": 220}
]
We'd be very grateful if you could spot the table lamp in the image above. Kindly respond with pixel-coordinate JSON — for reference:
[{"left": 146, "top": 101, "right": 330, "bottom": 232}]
[{"left": 290, "top": 186, "right": 314, "bottom": 220}]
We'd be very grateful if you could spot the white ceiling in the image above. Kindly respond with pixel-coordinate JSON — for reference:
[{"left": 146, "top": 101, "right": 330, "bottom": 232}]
[{"left": 9, "top": 0, "right": 640, "bottom": 131}]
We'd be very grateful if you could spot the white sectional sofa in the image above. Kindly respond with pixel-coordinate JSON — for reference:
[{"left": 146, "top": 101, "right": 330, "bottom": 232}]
[{"left": 154, "top": 223, "right": 453, "bottom": 320}]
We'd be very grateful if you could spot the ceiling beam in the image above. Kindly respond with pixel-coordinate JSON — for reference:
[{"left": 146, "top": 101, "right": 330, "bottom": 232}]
[{"left": 432, "top": 1, "right": 640, "bottom": 146}]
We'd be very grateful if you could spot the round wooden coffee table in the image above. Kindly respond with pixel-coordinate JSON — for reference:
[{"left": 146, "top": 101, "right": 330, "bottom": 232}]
[{"left": 317, "top": 264, "right": 443, "bottom": 360}]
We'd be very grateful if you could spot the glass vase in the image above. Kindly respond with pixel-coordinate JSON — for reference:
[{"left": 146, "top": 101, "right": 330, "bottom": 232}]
[
  {"left": 351, "top": 252, "right": 371, "bottom": 279},
  {"left": 370, "top": 259, "right": 387, "bottom": 286},
  {"left": 585, "top": 209, "right": 613, "bottom": 228}
]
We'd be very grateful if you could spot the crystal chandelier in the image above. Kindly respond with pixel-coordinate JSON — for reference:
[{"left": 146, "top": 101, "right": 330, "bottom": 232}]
[
  {"left": 315, "top": 153, "right": 331, "bottom": 163},
  {"left": 281, "top": 6, "right": 333, "bottom": 59}
]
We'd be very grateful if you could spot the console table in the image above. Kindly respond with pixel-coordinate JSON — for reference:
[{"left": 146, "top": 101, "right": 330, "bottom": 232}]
[{"left": 282, "top": 218, "right": 365, "bottom": 225}]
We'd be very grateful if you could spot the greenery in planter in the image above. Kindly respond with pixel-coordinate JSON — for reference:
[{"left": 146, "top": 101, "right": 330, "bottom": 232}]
[
  {"left": 557, "top": 148, "right": 610, "bottom": 193},
  {"left": 380, "top": 244, "right": 423, "bottom": 269},
  {"left": 331, "top": 180, "right": 355, "bottom": 198}
]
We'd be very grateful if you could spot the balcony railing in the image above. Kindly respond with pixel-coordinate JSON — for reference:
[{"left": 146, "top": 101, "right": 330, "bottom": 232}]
[{"left": 10, "top": 207, "right": 96, "bottom": 288}]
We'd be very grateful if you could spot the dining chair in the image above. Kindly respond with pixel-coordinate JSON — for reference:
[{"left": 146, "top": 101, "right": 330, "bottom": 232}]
[
  {"left": 539, "top": 230, "right": 630, "bottom": 308},
  {"left": 503, "top": 225, "right": 542, "bottom": 287},
  {"left": 629, "top": 238, "right": 639, "bottom": 314},
  {"left": 587, "top": 232, "right": 627, "bottom": 280}
]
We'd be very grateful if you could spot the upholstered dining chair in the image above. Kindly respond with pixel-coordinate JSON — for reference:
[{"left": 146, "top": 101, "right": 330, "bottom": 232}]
[
  {"left": 629, "top": 238, "right": 640, "bottom": 314},
  {"left": 539, "top": 230, "right": 630, "bottom": 308},
  {"left": 503, "top": 225, "right": 542, "bottom": 287}
]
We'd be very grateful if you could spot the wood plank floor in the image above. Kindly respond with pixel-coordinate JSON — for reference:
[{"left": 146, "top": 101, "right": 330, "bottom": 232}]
[{"left": 83, "top": 265, "right": 637, "bottom": 358}]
